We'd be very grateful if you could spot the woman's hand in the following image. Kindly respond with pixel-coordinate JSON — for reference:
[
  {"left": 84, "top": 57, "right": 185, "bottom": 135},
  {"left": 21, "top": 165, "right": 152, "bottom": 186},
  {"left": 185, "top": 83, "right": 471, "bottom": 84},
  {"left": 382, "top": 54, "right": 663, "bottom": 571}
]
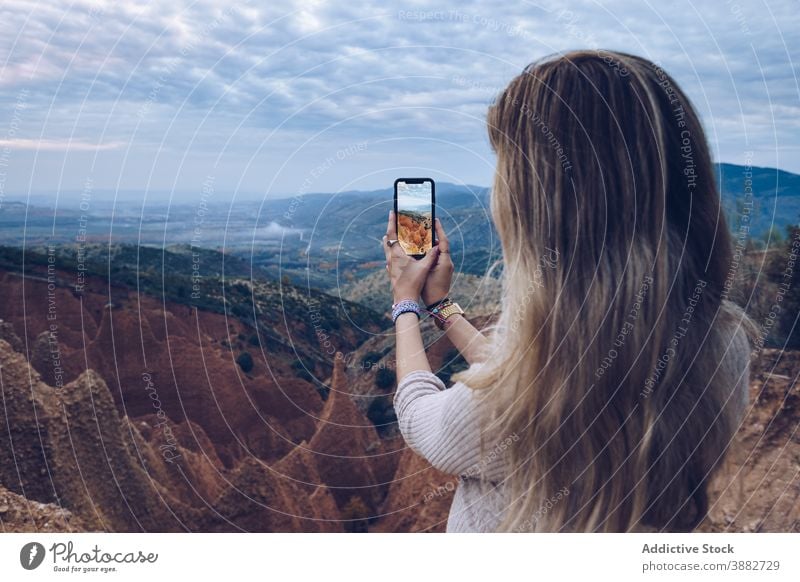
[
  {"left": 421, "top": 218, "right": 454, "bottom": 307},
  {"left": 383, "top": 211, "right": 440, "bottom": 304}
]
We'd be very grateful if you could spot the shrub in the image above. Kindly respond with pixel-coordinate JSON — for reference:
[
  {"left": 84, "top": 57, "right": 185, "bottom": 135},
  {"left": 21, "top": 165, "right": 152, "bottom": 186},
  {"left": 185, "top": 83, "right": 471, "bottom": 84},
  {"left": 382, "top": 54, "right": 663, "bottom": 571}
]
[
  {"left": 361, "top": 351, "right": 382, "bottom": 369},
  {"left": 291, "top": 358, "right": 314, "bottom": 382},
  {"left": 316, "top": 384, "right": 330, "bottom": 401},
  {"left": 231, "top": 303, "right": 251, "bottom": 318},
  {"left": 374, "top": 368, "right": 396, "bottom": 391},
  {"left": 767, "top": 225, "right": 800, "bottom": 348},
  {"left": 341, "top": 496, "right": 370, "bottom": 533},
  {"left": 236, "top": 351, "right": 254, "bottom": 373},
  {"left": 366, "top": 396, "right": 396, "bottom": 435},
  {"left": 438, "top": 348, "right": 468, "bottom": 385}
]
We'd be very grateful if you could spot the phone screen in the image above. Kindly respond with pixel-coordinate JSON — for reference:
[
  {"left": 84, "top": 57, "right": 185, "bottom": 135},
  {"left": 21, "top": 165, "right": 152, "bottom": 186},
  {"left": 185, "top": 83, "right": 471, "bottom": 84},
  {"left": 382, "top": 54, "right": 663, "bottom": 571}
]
[{"left": 394, "top": 178, "right": 435, "bottom": 256}]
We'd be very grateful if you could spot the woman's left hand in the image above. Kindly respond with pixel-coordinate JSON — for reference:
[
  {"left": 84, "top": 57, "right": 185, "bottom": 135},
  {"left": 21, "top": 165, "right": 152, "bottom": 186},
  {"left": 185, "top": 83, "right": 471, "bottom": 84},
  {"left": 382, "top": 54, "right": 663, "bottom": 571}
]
[{"left": 383, "top": 210, "right": 440, "bottom": 304}]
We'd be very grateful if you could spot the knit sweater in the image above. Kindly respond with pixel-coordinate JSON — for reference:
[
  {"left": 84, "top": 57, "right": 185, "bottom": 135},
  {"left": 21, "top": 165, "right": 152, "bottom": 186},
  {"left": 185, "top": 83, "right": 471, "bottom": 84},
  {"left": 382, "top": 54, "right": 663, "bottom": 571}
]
[{"left": 394, "top": 324, "right": 752, "bottom": 532}]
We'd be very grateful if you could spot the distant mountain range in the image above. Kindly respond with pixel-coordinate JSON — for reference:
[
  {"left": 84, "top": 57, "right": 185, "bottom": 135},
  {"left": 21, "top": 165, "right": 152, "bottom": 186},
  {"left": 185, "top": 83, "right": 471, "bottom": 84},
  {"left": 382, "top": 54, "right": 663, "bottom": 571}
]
[
  {"left": 1, "top": 163, "right": 797, "bottom": 290},
  {"left": 253, "top": 163, "right": 800, "bottom": 288},
  {"left": 717, "top": 163, "right": 800, "bottom": 239}
]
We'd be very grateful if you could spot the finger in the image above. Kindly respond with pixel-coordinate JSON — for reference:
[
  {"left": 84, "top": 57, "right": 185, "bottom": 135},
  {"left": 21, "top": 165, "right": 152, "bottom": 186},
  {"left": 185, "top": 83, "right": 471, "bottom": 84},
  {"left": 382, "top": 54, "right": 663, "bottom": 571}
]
[
  {"left": 443, "top": 252, "right": 455, "bottom": 273},
  {"left": 381, "top": 235, "right": 392, "bottom": 262},
  {"left": 386, "top": 210, "right": 398, "bottom": 239},
  {"left": 420, "top": 245, "right": 440, "bottom": 269},
  {"left": 434, "top": 218, "right": 450, "bottom": 253}
]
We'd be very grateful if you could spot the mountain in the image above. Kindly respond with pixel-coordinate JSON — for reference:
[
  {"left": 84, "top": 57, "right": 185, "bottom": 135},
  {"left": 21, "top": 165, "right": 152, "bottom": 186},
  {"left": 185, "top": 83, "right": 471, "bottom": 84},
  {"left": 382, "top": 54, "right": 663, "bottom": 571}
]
[
  {"left": 2, "top": 164, "right": 797, "bottom": 292},
  {"left": 718, "top": 163, "right": 800, "bottom": 243},
  {"left": 261, "top": 163, "right": 800, "bottom": 291},
  {"left": 247, "top": 182, "right": 497, "bottom": 288},
  {"left": 0, "top": 237, "right": 474, "bottom": 532},
  {"left": 0, "top": 239, "right": 797, "bottom": 532},
  {"left": 0, "top": 243, "right": 384, "bottom": 367},
  {"left": 0, "top": 246, "right": 397, "bottom": 532}
]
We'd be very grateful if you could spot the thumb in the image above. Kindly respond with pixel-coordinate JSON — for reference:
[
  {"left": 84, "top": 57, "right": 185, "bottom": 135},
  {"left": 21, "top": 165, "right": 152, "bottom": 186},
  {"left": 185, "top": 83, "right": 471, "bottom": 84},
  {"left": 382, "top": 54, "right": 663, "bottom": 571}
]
[{"left": 420, "top": 246, "right": 440, "bottom": 269}]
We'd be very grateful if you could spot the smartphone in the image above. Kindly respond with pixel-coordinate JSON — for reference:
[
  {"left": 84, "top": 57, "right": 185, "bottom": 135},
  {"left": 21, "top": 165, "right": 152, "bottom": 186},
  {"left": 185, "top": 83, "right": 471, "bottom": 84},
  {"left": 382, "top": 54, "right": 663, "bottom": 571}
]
[{"left": 393, "top": 178, "right": 435, "bottom": 258}]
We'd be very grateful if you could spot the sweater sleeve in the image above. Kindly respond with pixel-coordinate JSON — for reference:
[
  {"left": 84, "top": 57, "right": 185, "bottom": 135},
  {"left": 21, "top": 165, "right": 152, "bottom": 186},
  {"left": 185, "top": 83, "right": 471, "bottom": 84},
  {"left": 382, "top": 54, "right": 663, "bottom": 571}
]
[{"left": 393, "top": 368, "right": 511, "bottom": 481}]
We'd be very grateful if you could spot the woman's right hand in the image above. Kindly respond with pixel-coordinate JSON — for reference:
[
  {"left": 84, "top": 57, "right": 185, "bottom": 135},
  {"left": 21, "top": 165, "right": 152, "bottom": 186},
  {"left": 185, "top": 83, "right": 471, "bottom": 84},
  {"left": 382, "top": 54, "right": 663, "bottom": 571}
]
[{"left": 421, "top": 218, "right": 455, "bottom": 307}]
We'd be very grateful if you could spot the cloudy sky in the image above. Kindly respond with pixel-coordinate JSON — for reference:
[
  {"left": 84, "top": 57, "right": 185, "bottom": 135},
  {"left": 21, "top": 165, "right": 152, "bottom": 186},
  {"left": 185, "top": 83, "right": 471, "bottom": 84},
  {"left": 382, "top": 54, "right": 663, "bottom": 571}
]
[{"left": 0, "top": 0, "right": 798, "bottom": 202}]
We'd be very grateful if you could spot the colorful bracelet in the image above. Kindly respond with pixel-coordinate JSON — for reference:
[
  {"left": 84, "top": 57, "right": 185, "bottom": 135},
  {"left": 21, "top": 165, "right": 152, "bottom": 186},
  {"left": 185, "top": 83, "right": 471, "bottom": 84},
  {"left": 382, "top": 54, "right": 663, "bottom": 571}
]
[
  {"left": 425, "top": 297, "right": 464, "bottom": 330},
  {"left": 391, "top": 299, "right": 420, "bottom": 324},
  {"left": 425, "top": 295, "right": 449, "bottom": 310}
]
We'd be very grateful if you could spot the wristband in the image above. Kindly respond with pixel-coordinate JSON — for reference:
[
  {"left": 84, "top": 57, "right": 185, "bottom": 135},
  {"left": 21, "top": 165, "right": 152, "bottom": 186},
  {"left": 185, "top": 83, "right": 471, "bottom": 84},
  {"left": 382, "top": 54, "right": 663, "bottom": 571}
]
[
  {"left": 425, "top": 297, "right": 464, "bottom": 330},
  {"left": 392, "top": 299, "right": 420, "bottom": 324},
  {"left": 425, "top": 295, "right": 449, "bottom": 310}
]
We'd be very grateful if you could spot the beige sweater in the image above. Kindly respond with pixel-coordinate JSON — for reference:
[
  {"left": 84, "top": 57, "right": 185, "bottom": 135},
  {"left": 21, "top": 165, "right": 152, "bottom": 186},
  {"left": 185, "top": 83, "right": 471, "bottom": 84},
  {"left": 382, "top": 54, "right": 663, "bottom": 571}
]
[{"left": 394, "top": 326, "right": 752, "bottom": 532}]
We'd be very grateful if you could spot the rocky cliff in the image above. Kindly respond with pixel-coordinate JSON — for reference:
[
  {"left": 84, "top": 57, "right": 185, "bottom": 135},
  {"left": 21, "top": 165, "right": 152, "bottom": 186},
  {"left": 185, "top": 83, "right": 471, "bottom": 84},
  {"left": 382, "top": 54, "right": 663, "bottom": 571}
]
[
  {"left": 0, "top": 263, "right": 397, "bottom": 532},
  {"left": 0, "top": 263, "right": 797, "bottom": 533}
]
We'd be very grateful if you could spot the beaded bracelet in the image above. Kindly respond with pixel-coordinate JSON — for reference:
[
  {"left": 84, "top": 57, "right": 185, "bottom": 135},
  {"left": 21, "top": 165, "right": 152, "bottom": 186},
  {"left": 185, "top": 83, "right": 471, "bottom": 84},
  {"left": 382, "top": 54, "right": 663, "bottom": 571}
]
[
  {"left": 425, "top": 297, "right": 459, "bottom": 330},
  {"left": 391, "top": 299, "right": 420, "bottom": 324}
]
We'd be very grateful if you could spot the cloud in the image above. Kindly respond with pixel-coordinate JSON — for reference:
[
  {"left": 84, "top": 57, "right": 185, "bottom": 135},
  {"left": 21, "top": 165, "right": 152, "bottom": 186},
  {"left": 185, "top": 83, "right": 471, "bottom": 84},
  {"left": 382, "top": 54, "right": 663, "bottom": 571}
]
[
  {"left": 0, "top": 138, "right": 125, "bottom": 151},
  {"left": 258, "top": 221, "right": 304, "bottom": 238},
  {"left": 0, "top": 0, "right": 797, "bottom": 197}
]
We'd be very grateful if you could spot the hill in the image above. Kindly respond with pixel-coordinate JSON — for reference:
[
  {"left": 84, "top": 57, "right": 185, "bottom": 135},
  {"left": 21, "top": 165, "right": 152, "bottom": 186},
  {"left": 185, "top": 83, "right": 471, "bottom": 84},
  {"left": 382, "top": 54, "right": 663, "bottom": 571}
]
[
  {"left": 2, "top": 164, "right": 796, "bottom": 291},
  {"left": 0, "top": 245, "right": 399, "bottom": 532},
  {"left": 250, "top": 163, "right": 800, "bottom": 288},
  {"left": 0, "top": 237, "right": 797, "bottom": 532},
  {"left": 718, "top": 163, "right": 800, "bottom": 245}
]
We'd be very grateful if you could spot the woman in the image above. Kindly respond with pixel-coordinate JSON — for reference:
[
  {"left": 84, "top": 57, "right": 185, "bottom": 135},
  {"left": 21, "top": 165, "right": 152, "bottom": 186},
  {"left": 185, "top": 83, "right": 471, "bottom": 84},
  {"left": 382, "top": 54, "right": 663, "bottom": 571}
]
[{"left": 382, "top": 50, "right": 753, "bottom": 532}]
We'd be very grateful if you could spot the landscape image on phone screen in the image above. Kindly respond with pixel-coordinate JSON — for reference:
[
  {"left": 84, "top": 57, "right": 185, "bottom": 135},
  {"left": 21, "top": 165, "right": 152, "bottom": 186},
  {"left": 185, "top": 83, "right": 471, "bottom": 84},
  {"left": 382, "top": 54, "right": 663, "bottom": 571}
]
[{"left": 396, "top": 181, "right": 433, "bottom": 255}]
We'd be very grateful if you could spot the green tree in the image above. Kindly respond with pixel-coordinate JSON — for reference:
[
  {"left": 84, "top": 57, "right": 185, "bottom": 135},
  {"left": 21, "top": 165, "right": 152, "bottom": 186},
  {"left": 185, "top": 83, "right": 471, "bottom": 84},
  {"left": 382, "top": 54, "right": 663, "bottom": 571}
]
[
  {"left": 767, "top": 225, "right": 800, "bottom": 347},
  {"left": 762, "top": 224, "right": 785, "bottom": 248}
]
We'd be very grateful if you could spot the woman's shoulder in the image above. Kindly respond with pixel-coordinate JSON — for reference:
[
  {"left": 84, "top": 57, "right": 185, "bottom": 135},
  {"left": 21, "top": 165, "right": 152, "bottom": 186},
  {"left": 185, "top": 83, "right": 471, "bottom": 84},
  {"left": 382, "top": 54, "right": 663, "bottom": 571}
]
[
  {"left": 713, "top": 300, "right": 754, "bottom": 414},
  {"left": 718, "top": 300, "right": 755, "bottom": 363}
]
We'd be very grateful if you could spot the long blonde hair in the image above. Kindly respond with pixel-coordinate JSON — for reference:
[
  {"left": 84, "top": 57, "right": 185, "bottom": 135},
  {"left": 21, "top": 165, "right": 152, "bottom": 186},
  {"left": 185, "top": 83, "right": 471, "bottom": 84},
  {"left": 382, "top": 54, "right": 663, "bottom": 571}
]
[{"left": 455, "top": 50, "right": 753, "bottom": 532}]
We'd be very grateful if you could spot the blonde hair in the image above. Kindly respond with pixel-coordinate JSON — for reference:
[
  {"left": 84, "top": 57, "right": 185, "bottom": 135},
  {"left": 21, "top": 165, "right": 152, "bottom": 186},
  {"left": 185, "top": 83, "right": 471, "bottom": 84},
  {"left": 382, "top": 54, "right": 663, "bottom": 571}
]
[{"left": 455, "top": 50, "right": 754, "bottom": 532}]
